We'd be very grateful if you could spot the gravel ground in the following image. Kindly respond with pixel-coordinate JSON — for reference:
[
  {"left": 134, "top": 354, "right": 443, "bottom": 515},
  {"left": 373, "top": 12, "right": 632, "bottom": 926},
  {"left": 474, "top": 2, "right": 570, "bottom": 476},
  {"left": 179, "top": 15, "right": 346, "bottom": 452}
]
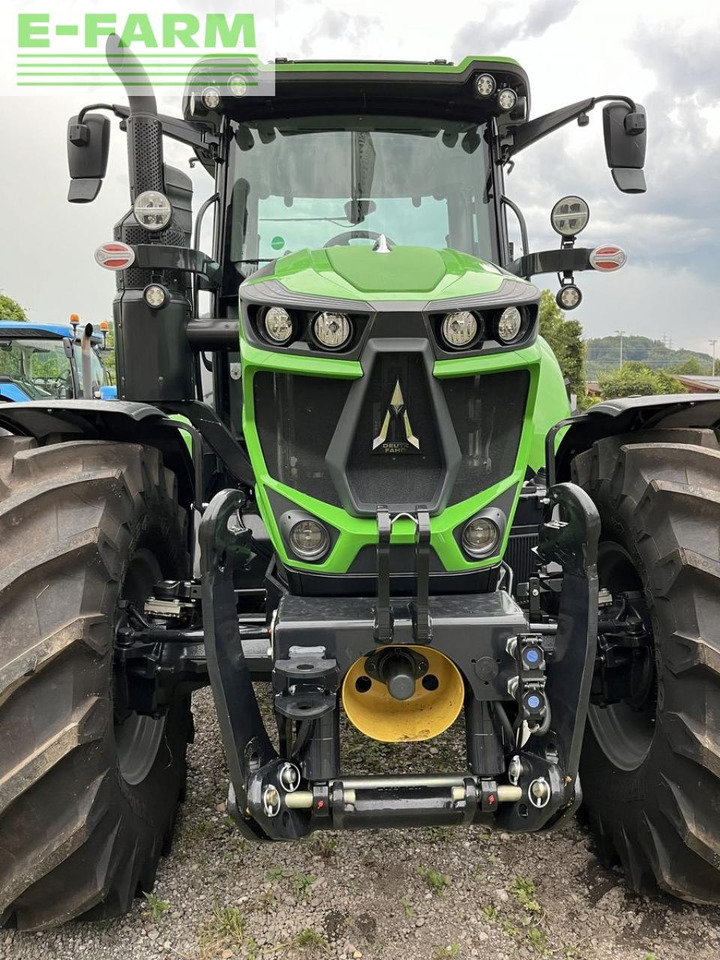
[{"left": 4, "top": 687, "right": 719, "bottom": 960}]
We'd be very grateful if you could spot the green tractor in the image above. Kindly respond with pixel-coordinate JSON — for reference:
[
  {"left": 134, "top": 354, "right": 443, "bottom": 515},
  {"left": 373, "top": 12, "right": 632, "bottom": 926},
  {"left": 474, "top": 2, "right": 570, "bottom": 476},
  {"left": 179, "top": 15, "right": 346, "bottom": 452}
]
[{"left": 1, "top": 39, "right": 719, "bottom": 930}]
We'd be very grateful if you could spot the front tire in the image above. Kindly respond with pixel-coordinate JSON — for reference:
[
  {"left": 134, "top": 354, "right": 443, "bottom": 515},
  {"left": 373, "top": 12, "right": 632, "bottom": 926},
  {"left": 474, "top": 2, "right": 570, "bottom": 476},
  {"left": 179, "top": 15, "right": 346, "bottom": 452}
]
[
  {"left": 573, "top": 427, "right": 720, "bottom": 903},
  {"left": 0, "top": 438, "right": 191, "bottom": 929}
]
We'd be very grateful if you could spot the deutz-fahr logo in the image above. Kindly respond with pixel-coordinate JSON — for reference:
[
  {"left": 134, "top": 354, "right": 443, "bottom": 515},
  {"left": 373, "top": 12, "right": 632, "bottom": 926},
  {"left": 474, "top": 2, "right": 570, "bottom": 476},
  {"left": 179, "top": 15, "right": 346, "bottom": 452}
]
[{"left": 372, "top": 380, "right": 421, "bottom": 455}]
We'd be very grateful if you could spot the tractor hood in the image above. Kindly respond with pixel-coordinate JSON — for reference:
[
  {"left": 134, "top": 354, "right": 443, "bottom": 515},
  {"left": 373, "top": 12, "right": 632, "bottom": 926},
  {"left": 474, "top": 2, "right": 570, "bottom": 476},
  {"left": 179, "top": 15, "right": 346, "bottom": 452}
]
[{"left": 241, "top": 245, "right": 535, "bottom": 306}]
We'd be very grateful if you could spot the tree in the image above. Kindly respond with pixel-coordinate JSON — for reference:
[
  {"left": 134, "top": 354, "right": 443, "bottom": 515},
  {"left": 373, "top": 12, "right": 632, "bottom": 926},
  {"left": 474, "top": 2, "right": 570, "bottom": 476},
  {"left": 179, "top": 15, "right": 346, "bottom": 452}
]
[
  {"left": 102, "top": 323, "right": 116, "bottom": 384},
  {"left": 538, "top": 290, "right": 586, "bottom": 396},
  {"left": 0, "top": 293, "right": 27, "bottom": 322},
  {"left": 598, "top": 361, "right": 687, "bottom": 400},
  {"left": 667, "top": 356, "right": 709, "bottom": 376}
]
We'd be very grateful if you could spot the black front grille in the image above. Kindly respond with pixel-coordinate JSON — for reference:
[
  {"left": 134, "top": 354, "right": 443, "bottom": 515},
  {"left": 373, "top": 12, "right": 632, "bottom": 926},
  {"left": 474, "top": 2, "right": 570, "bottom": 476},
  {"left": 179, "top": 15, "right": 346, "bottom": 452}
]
[
  {"left": 442, "top": 370, "right": 529, "bottom": 505},
  {"left": 347, "top": 352, "right": 444, "bottom": 508},
  {"left": 253, "top": 362, "right": 529, "bottom": 514},
  {"left": 254, "top": 372, "right": 352, "bottom": 506}
]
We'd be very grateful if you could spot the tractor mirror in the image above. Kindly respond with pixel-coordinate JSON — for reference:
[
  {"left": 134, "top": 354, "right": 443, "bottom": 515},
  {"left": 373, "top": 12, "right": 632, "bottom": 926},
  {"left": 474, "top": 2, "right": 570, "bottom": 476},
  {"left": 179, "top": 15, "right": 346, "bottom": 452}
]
[
  {"left": 67, "top": 112, "right": 111, "bottom": 203},
  {"left": 603, "top": 102, "right": 647, "bottom": 194}
]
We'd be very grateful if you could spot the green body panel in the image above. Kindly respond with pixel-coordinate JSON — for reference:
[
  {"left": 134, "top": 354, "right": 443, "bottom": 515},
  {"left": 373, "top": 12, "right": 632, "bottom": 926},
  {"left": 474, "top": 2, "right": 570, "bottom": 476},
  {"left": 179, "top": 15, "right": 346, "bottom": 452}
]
[
  {"left": 238, "top": 246, "right": 570, "bottom": 575},
  {"left": 244, "top": 247, "right": 508, "bottom": 302},
  {"left": 272, "top": 56, "right": 523, "bottom": 76}
]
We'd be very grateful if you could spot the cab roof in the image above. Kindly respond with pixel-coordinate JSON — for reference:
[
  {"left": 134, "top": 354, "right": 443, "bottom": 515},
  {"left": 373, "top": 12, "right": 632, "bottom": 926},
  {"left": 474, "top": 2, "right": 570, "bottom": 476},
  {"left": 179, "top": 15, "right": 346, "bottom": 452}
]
[
  {"left": 0, "top": 322, "right": 102, "bottom": 343},
  {"left": 183, "top": 55, "right": 530, "bottom": 127}
]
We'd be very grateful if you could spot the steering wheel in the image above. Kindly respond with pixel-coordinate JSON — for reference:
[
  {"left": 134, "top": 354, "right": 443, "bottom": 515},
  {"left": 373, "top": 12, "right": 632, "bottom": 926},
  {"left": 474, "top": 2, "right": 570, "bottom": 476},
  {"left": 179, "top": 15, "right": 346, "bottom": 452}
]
[{"left": 323, "top": 229, "right": 395, "bottom": 248}]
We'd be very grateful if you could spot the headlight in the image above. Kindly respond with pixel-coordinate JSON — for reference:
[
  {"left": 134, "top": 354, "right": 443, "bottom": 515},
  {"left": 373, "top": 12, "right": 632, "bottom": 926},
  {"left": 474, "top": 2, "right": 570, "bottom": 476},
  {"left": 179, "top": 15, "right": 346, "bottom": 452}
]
[
  {"left": 497, "top": 88, "right": 517, "bottom": 112},
  {"left": 201, "top": 86, "right": 222, "bottom": 110},
  {"left": 496, "top": 306, "right": 524, "bottom": 343},
  {"left": 133, "top": 191, "right": 172, "bottom": 232},
  {"left": 228, "top": 75, "right": 248, "bottom": 97},
  {"left": 143, "top": 284, "right": 169, "bottom": 309},
  {"left": 551, "top": 195, "right": 590, "bottom": 237},
  {"left": 263, "top": 306, "right": 294, "bottom": 344},
  {"left": 441, "top": 310, "right": 479, "bottom": 349},
  {"left": 556, "top": 285, "right": 582, "bottom": 310},
  {"left": 475, "top": 73, "right": 496, "bottom": 97},
  {"left": 313, "top": 312, "right": 352, "bottom": 350},
  {"left": 462, "top": 517, "right": 500, "bottom": 558},
  {"left": 289, "top": 519, "right": 330, "bottom": 561}
]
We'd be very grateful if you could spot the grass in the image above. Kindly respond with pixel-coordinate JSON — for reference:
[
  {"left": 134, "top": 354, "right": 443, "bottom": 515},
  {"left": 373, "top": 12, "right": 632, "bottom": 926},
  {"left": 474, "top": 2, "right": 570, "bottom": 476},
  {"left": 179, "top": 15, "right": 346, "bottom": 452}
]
[
  {"left": 527, "top": 927, "right": 548, "bottom": 954},
  {"left": 400, "top": 896, "right": 415, "bottom": 918},
  {"left": 434, "top": 944, "right": 460, "bottom": 957},
  {"left": 264, "top": 867, "right": 317, "bottom": 901},
  {"left": 293, "top": 928, "right": 329, "bottom": 952},
  {"left": 143, "top": 891, "right": 170, "bottom": 920},
  {"left": 417, "top": 866, "right": 451, "bottom": 895},
  {"left": 198, "top": 903, "right": 246, "bottom": 954},
  {"left": 425, "top": 825, "right": 454, "bottom": 843},
  {"left": 481, "top": 905, "right": 499, "bottom": 922},
  {"left": 509, "top": 876, "right": 542, "bottom": 915},
  {"left": 310, "top": 833, "right": 339, "bottom": 859},
  {"left": 293, "top": 871, "right": 317, "bottom": 900}
]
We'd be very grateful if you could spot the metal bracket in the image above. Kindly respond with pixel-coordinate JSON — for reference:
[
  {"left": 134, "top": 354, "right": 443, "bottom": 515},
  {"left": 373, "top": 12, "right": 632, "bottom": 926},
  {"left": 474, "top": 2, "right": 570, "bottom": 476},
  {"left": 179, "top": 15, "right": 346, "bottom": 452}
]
[
  {"left": 411, "top": 510, "right": 433, "bottom": 643},
  {"left": 374, "top": 508, "right": 393, "bottom": 642}
]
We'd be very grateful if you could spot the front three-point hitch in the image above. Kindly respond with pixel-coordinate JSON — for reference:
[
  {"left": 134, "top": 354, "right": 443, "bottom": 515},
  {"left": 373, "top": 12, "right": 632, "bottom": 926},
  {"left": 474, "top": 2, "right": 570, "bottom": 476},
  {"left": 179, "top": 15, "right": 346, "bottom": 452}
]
[{"left": 190, "top": 480, "right": 599, "bottom": 842}]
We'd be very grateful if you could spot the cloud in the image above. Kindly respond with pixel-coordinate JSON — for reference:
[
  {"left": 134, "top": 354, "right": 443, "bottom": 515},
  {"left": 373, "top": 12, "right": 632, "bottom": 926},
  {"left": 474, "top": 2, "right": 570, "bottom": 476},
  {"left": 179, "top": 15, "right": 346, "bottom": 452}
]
[
  {"left": 523, "top": 0, "right": 579, "bottom": 39},
  {"left": 452, "top": 0, "right": 577, "bottom": 58},
  {"left": 502, "top": 17, "right": 720, "bottom": 287},
  {"left": 300, "top": 10, "right": 382, "bottom": 56}
]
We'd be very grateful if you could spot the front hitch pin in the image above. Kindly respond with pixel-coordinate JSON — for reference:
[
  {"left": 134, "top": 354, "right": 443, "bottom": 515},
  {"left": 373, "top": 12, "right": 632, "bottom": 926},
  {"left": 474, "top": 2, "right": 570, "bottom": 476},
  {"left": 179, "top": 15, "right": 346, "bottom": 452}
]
[{"left": 262, "top": 785, "right": 281, "bottom": 818}]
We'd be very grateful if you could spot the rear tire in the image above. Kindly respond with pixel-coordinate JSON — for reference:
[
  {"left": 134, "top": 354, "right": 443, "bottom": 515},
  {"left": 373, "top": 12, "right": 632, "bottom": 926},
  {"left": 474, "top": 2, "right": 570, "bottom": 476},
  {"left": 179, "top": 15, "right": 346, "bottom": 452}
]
[
  {"left": 573, "top": 427, "right": 720, "bottom": 903},
  {"left": 0, "top": 438, "right": 191, "bottom": 929}
]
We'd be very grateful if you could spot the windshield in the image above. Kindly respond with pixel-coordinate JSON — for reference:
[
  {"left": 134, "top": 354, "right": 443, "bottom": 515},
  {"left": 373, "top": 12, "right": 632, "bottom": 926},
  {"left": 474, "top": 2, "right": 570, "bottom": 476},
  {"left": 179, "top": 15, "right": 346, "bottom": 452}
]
[
  {"left": 0, "top": 337, "right": 107, "bottom": 401},
  {"left": 227, "top": 115, "right": 495, "bottom": 270}
]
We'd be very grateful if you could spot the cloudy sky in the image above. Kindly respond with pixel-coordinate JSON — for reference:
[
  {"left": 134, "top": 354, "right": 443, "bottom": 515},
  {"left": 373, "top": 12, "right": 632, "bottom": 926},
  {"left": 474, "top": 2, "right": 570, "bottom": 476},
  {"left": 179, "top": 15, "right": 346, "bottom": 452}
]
[{"left": 0, "top": 0, "right": 718, "bottom": 353}]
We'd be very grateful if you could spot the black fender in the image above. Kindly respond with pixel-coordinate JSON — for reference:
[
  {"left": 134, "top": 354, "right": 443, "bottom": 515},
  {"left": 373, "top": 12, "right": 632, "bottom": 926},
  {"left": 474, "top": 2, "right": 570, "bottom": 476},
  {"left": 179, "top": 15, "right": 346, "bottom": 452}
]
[
  {"left": 0, "top": 399, "right": 196, "bottom": 509},
  {"left": 553, "top": 394, "right": 720, "bottom": 483}
]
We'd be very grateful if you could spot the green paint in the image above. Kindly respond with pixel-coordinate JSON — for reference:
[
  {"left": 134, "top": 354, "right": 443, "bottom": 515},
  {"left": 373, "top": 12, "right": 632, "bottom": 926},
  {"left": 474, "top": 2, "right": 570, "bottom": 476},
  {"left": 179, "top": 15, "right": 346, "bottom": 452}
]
[
  {"left": 243, "top": 246, "right": 518, "bottom": 303},
  {"left": 271, "top": 56, "right": 523, "bottom": 75},
  {"left": 325, "top": 246, "right": 447, "bottom": 294},
  {"left": 238, "top": 305, "right": 568, "bottom": 575}
]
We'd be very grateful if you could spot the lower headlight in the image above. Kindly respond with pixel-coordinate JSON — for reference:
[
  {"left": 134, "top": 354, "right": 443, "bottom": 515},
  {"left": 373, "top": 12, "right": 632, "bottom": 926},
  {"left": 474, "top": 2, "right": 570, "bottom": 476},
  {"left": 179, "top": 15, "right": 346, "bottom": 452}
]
[
  {"left": 441, "top": 310, "right": 479, "bottom": 349},
  {"left": 263, "top": 306, "right": 294, "bottom": 344},
  {"left": 462, "top": 517, "right": 500, "bottom": 558},
  {"left": 143, "top": 283, "right": 169, "bottom": 309},
  {"left": 313, "top": 312, "right": 352, "bottom": 349},
  {"left": 496, "top": 306, "right": 524, "bottom": 343},
  {"left": 289, "top": 519, "right": 330, "bottom": 561}
]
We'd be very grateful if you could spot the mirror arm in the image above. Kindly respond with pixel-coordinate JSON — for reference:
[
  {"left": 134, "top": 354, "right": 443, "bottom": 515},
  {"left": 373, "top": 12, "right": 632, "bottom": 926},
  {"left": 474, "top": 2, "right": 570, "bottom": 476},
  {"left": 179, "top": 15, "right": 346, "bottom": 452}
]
[
  {"left": 508, "top": 94, "right": 638, "bottom": 156},
  {"left": 82, "top": 102, "right": 220, "bottom": 154}
]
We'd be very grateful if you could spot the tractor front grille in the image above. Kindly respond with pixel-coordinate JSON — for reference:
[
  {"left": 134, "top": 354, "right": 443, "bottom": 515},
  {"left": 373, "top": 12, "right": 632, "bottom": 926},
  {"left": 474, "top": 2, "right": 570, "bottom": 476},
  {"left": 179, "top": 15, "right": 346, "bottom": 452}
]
[
  {"left": 441, "top": 369, "right": 529, "bottom": 505},
  {"left": 254, "top": 371, "right": 353, "bottom": 507},
  {"left": 252, "top": 362, "right": 528, "bottom": 513}
]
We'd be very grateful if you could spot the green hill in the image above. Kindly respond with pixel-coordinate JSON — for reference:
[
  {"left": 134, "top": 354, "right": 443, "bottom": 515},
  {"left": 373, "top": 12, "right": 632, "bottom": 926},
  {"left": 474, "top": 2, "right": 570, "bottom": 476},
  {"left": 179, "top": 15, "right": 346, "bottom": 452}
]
[{"left": 585, "top": 335, "right": 714, "bottom": 380}]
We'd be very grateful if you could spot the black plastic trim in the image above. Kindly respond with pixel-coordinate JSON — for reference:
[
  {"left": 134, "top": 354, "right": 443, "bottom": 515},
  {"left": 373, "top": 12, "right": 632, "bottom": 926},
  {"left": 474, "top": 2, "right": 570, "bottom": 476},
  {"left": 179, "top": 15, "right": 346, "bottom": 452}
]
[{"left": 325, "top": 339, "right": 461, "bottom": 516}]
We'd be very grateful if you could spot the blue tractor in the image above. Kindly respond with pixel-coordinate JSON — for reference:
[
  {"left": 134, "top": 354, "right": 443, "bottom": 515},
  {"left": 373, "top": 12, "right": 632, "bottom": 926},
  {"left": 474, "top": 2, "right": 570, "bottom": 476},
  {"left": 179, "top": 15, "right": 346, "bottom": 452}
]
[{"left": 0, "top": 320, "right": 113, "bottom": 402}]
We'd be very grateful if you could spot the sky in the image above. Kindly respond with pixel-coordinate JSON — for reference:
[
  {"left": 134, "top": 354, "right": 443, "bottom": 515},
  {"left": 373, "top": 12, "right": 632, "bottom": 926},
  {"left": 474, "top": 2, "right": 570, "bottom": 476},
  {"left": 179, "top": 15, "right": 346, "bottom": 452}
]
[{"left": 0, "top": 0, "right": 718, "bottom": 353}]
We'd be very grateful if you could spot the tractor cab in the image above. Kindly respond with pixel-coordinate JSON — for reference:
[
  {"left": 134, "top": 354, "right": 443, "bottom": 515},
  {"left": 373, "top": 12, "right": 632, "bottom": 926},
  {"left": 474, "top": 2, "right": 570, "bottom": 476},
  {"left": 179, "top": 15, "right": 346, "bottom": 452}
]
[{"left": 0, "top": 321, "right": 111, "bottom": 402}]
